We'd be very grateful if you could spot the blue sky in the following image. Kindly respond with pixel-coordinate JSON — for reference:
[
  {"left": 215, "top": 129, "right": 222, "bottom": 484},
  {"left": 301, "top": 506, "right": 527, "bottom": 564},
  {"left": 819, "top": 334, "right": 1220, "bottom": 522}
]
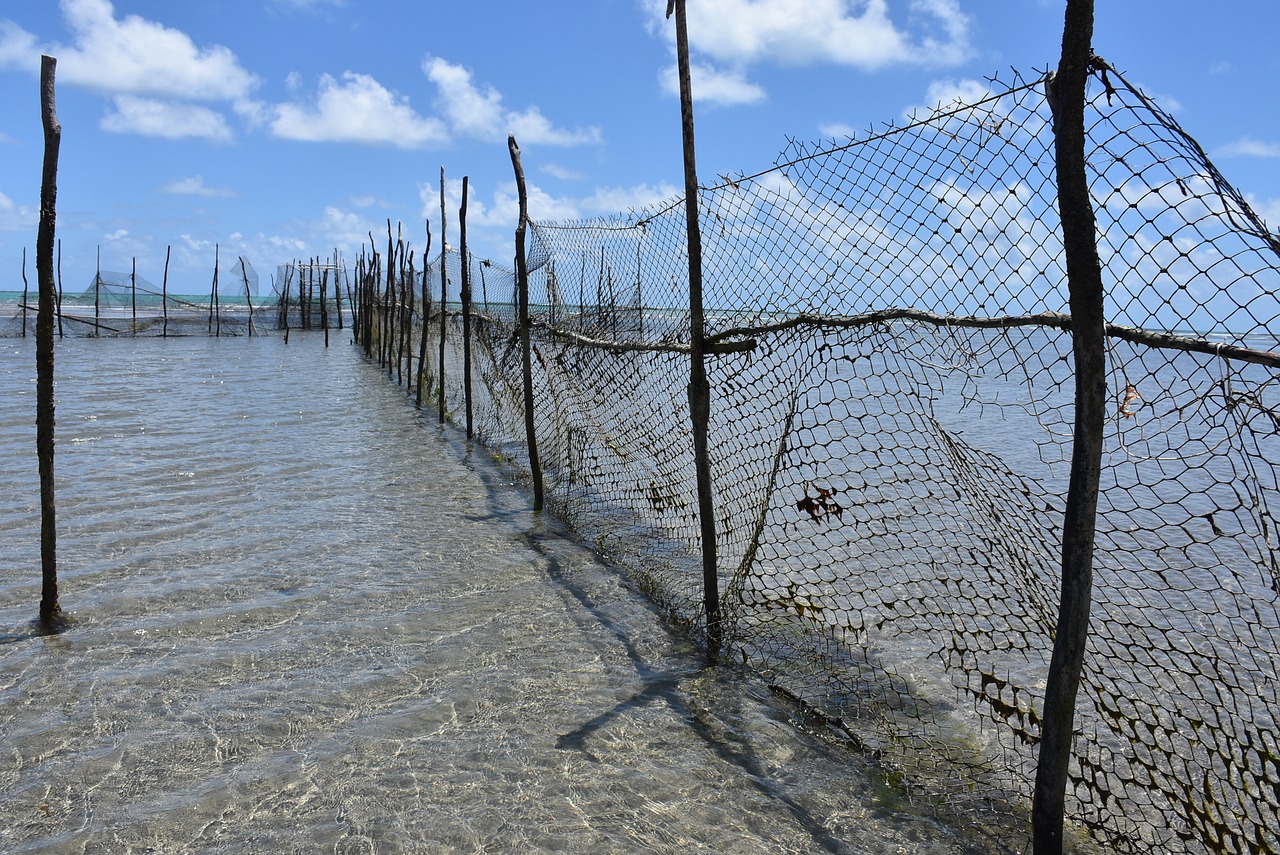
[{"left": 1, "top": 0, "right": 1277, "bottom": 295}]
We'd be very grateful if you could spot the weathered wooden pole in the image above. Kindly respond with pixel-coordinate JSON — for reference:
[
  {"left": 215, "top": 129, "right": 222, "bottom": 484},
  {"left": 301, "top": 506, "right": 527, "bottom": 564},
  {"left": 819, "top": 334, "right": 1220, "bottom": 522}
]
[
  {"left": 161, "top": 245, "right": 170, "bottom": 337},
  {"left": 55, "top": 239, "right": 63, "bottom": 338},
  {"left": 415, "top": 220, "right": 432, "bottom": 408},
  {"left": 20, "top": 247, "right": 28, "bottom": 337},
  {"left": 509, "top": 134, "right": 544, "bottom": 510},
  {"left": 1033, "top": 1, "right": 1105, "bottom": 852},
  {"left": 333, "top": 248, "right": 345, "bottom": 331},
  {"left": 314, "top": 267, "right": 325, "bottom": 348},
  {"left": 437, "top": 167, "right": 448, "bottom": 423},
  {"left": 669, "top": 0, "right": 721, "bottom": 659},
  {"left": 459, "top": 176, "right": 474, "bottom": 438},
  {"left": 209, "top": 244, "right": 220, "bottom": 336},
  {"left": 94, "top": 246, "right": 100, "bottom": 335},
  {"left": 240, "top": 256, "right": 254, "bottom": 337},
  {"left": 130, "top": 256, "right": 137, "bottom": 332},
  {"left": 405, "top": 248, "right": 417, "bottom": 386},
  {"left": 35, "top": 55, "right": 63, "bottom": 630}
]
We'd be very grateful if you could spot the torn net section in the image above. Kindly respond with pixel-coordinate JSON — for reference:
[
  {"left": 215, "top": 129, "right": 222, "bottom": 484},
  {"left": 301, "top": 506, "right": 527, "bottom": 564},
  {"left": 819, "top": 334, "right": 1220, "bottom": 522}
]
[{"left": 420, "top": 65, "right": 1279, "bottom": 853}]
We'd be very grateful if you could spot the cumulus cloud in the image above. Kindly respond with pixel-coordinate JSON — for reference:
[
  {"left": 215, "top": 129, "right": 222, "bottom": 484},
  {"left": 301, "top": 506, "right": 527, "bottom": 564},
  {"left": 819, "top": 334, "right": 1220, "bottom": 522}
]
[
  {"left": 648, "top": 0, "right": 969, "bottom": 69},
  {"left": 4, "top": 0, "right": 258, "bottom": 100},
  {"left": 644, "top": 0, "right": 969, "bottom": 106},
  {"left": 162, "top": 175, "right": 236, "bottom": 197},
  {"left": 659, "top": 61, "right": 767, "bottom": 105},
  {"left": 903, "top": 77, "right": 991, "bottom": 119},
  {"left": 102, "top": 96, "right": 234, "bottom": 141},
  {"left": 0, "top": 0, "right": 255, "bottom": 140},
  {"left": 0, "top": 190, "right": 36, "bottom": 232},
  {"left": 270, "top": 71, "right": 448, "bottom": 147},
  {"left": 424, "top": 56, "right": 602, "bottom": 146}
]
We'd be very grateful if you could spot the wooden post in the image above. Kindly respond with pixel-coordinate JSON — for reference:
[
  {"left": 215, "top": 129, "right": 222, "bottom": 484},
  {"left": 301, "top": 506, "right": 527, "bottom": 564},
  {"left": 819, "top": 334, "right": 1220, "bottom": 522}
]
[
  {"left": 320, "top": 267, "right": 330, "bottom": 347},
  {"left": 509, "top": 134, "right": 544, "bottom": 510},
  {"left": 1033, "top": 2, "right": 1105, "bottom": 852},
  {"left": 20, "top": 247, "right": 28, "bottom": 337},
  {"left": 35, "top": 54, "right": 63, "bottom": 630},
  {"left": 161, "top": 245, "right": 170, "bottom": 337},
  {"left": 460, "top": 176, "right": 474, "bottom": 438},
  {"left": 55, "top": 239, "right": 63, "bottom": 338},
  {"left": 130, "top": 256, "right": 137, "bottom": 332},
  {"left": 209, "top": 244, "right": 219, "bottom": 335},
  {"left": 94, "top": 246, "right": 100, "bottom": 336},
  {"left": 437, "top": 167, "right": 448, "bottom": 423},
  {"left": 415, "top": 220, "right": 432, "bottom": 408},
  {"left": 406, "top": 248, "right": 417, "bottom": 386},
  {"left": 669, "top": 0, "right": 721, "bottom": 659},
  {"left": 240, "top": 256, "right": 254, "bottom": 337},
  {"left": 333, "top": 249, "right": 345, "bottom": 330}
]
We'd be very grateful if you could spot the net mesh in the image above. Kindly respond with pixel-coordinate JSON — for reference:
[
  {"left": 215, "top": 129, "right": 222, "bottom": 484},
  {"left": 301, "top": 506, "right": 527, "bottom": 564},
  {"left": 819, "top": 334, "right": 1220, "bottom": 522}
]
[
  {"left": 399, "top": 61, "right": 1278, "bottom": 853},
  {"left": 2, "top": 257, "right": 265, "bottom": 337}
]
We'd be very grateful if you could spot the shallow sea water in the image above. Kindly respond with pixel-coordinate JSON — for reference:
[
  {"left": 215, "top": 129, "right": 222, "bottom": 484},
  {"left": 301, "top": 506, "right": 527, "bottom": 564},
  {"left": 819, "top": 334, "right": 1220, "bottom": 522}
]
[{"left": 0, "top": 334, "right": 993, "bottom": 854}]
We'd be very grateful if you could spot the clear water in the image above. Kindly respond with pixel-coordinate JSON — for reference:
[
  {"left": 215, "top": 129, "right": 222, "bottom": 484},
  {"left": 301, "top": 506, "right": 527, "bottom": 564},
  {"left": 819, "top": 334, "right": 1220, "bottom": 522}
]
[{"left": 0, "top": 335, "right": 991, "bottom": 854}]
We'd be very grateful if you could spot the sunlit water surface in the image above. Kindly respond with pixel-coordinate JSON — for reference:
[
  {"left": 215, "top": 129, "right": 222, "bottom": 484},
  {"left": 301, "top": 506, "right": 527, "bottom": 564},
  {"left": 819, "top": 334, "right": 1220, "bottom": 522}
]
[{"left": 0, "top": 335, "right": 989, "bottom": 854}]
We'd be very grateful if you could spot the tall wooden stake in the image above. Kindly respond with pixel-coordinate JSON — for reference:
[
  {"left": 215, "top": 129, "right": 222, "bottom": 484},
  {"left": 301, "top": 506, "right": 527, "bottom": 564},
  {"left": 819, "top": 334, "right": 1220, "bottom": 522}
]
[
  {"left": 161, "top": 245, "right": 170, "bottom": 337},
  {"left": 35, "top": 55, "right": 63, "bottom": 630},
  {"left": 459, "top": 176, "right": 474, "bottom": 438},
  {"left": 669, "top": 0, "right": 721, "bottom": 659},
  {"left": 415, "top": 220, "right": 432, "bottom": 408},
  {"left": 509, "top": 134, "right": 544, "bottom": 510},
  {"left": 437, "top": 168, "right": 448, "bottom": 423},
  {"left": 1034, "top": 1, "right": 1105, "bottom": 852}
]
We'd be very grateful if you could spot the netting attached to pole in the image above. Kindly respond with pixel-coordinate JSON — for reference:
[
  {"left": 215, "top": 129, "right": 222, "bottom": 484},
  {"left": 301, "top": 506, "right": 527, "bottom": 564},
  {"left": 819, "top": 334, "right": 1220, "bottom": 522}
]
[{"left": 407, "top": 61, "right": 1278, "bottom": 853}]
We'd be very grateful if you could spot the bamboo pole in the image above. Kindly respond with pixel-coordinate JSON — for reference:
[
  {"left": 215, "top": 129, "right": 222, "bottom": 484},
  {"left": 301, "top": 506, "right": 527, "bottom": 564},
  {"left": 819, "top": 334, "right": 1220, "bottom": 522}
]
[
  {"left": 1033, "top": 1, "right": 1105, "bottom": 852},
  {"left": 669, "top": 0, "right": 721, "bottom": 659},
  {"left": 509, "top": 134, "right": 543, "bottom": 510},
  {"left": 460, "top": 176, "right": 474, "bottom": 438},
  {"left": 35, "top": 54, "right": 63, "bottom": 630}
]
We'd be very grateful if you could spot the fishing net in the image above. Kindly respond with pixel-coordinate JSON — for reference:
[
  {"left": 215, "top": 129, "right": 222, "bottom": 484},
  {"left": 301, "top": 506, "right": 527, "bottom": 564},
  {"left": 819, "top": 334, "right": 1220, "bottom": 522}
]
[
  {"left": 2, "top": 258, "right": 265, "bottom": 337},
  {"left": 382, "top": 60, "right": 1278, "bottom": 853}
]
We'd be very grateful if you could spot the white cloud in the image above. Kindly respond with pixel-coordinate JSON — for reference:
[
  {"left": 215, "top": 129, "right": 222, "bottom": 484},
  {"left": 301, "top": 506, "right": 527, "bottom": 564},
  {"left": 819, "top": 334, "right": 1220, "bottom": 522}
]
[
  {"left": 0, "top": 20, "right": 40, "bottom": 73},
  {"left": 1245, "top": 194, "right": 1280, "bottom": 232},
  {"left": 423, "top": 56, "right": 602, "bottom": 146},
  {"left": 1215, "top": 138, "right": 1280, "bottom": 159},
  {"left": 29, "top": 0, "right": 258, "bottom": 100},
  {"left": 270, "top": 72, "right": 448, "bottom": 148},
  {"left": 162, "top": 175, "right": 236, "bottom": 197},
  {"left": 541, "top": 163, "right": 583, "bottom": 181},
  {"left": 103, "top": 228, "right": 130, "bottom": 242},
  {"left": 0, "top": 190, "right": 35, "bottom": 232},
  {"left": 647, "top": 0, "right": 970, "bottom": 70},
  {"left": 581, "top": 182, "right": 683, "bottom": 216},
  {"left": 659, "top": 61, "right": 767, "bottom": 106},
  {"left": 818, "top": 122, "right": 859, "bottom": 140},
  {"left": 905, "top": 77, "right": 992, "bottom": 120},
  {"left": 101, "top": 95, "right": 234, "bottom": 141}
]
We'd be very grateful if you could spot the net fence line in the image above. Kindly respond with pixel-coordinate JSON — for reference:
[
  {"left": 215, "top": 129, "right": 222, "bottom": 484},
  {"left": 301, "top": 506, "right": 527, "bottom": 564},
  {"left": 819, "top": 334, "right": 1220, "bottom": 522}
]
[{"left": 357, "top": 59, "right": 1277, "bottom": 854}]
